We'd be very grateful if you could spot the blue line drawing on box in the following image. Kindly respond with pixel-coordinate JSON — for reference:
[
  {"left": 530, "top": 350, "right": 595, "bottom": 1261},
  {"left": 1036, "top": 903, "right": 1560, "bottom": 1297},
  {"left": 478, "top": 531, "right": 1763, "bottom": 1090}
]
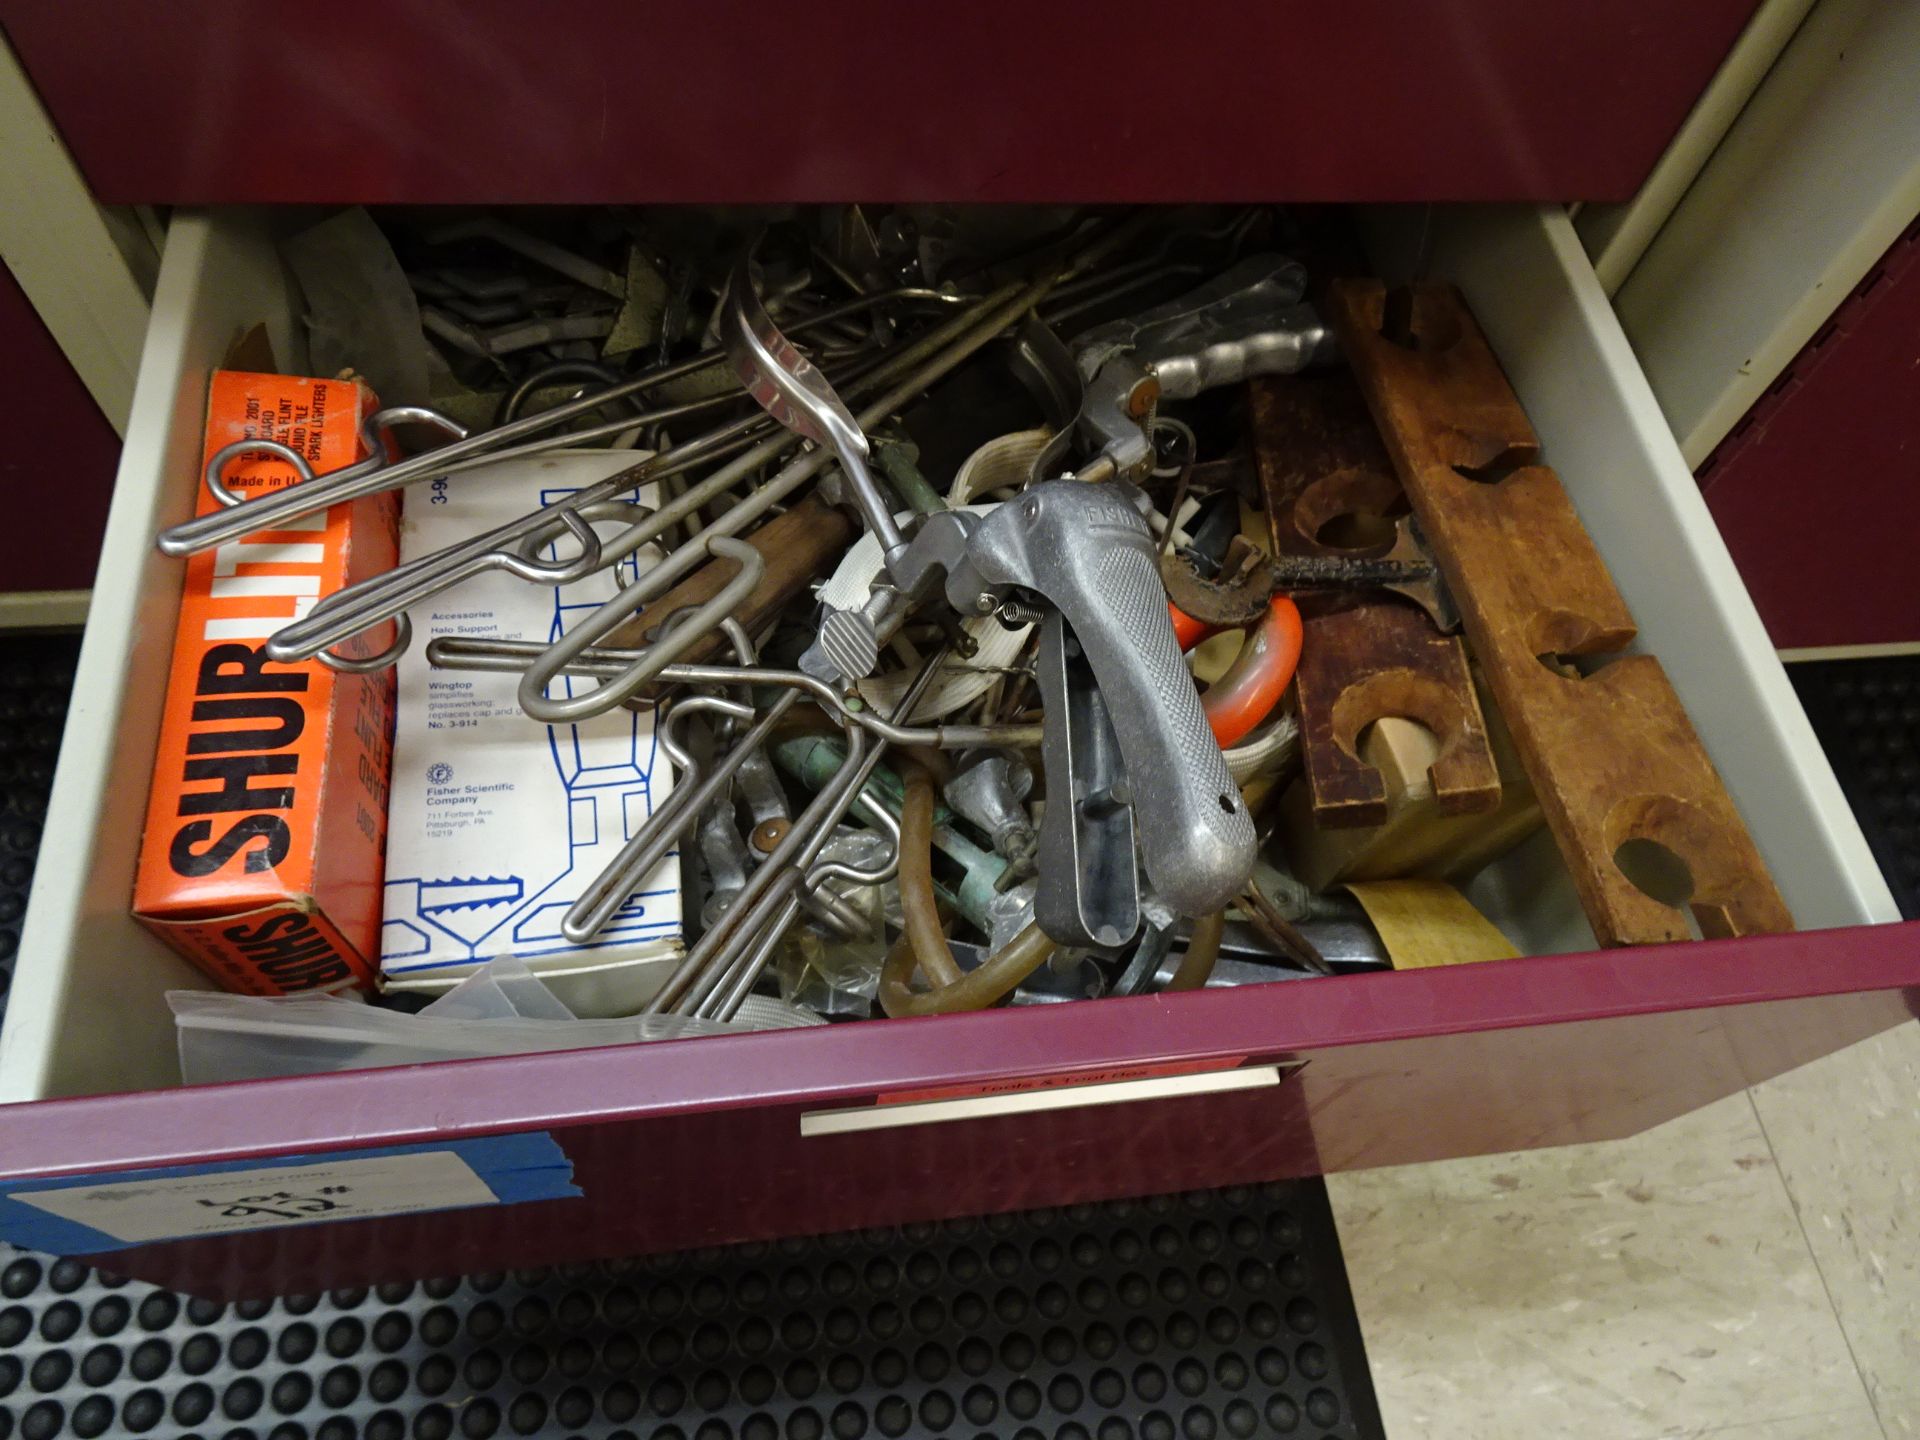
[{"left": 383, "top": 481, "right": 680, "bottom": 973}]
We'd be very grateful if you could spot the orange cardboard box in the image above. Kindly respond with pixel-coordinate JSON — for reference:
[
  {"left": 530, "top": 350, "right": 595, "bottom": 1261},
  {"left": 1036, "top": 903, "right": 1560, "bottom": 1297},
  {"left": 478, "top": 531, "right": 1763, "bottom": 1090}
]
[{"left": 133, "top": 372, "right": 398, "bottom": 994}]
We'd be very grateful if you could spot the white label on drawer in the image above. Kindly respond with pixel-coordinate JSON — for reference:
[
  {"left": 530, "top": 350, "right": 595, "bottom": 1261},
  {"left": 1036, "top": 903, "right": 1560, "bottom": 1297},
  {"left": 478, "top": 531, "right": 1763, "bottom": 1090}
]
[
  {"left": 800, "top": 1062, "right": 1300, "bottom": 1137},
  {"left": 11, "top": 1150, "right": 501, "bottom": 1245}
]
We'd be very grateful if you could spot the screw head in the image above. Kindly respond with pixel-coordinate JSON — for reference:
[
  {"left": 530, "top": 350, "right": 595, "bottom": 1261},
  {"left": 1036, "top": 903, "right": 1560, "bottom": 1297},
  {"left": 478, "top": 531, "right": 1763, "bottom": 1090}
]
[{"left": 1126, "top": 375, "right": 1161, "bottom": 419}]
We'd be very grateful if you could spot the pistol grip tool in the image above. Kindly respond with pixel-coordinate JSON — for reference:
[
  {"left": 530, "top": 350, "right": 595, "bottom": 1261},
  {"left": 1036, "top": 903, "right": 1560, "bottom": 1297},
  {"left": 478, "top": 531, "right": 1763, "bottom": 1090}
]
[
  {"left": 898, "top": 481, "right": 1256, "bottom": 946},
  {"left": 726, "top": 244, "right": 1267, "bottom": 947}
]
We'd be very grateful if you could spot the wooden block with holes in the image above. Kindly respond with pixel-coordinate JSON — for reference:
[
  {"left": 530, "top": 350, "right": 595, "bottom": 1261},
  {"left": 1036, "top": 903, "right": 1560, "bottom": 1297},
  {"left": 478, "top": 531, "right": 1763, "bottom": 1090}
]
[
  {"left": 1325, "top": 280, "right": 1792, "bottom": 945},
  {"left": 1279, "top": 670, "right": 1543, "bottom": 893},
  {"left": 1249, "top": 372, "right": 1501, "bottom": 830},
  {"left": 1255, "top": 369, "right": 1407, "bottom": 558},
  {"left": 1290, "top": 601, "right": 1499, "bottom": 827}
]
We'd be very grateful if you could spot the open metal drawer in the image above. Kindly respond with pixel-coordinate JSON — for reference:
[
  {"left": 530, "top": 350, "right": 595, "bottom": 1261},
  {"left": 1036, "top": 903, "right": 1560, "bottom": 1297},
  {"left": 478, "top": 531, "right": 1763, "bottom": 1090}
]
[{"left": 0, "top": 206, "right": 1908, "bottom": 1298}]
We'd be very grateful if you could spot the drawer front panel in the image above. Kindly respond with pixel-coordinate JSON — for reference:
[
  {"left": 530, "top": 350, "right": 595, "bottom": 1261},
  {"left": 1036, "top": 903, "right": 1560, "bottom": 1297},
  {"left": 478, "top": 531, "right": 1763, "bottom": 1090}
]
[
  {"left": 5, "top": 930, "right": 1915, "bottom": 1295},
  {"left": 1, "top": 2, "right": 1758, "bottom": 205}
]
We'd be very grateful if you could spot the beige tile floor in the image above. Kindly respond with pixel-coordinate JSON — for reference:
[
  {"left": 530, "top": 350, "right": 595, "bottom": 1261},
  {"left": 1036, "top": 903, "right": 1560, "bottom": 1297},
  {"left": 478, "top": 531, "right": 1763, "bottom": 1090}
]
[{"left": 1332, "top": 1020, "right": 1920, "bottom": 1439}]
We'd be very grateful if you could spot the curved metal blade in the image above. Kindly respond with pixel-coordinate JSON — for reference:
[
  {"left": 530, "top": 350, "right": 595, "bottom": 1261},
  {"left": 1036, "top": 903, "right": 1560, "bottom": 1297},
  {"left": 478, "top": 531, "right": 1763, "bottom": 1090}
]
[{"left": 720, "top": 250, "right": 869, "bottom": 464}]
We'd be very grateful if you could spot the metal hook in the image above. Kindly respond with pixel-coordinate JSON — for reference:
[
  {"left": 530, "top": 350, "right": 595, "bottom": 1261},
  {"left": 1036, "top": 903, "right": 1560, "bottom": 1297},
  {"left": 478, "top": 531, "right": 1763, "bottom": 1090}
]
[
  {"left": 561, "top": 692, "right": 764, "bottom": 944},
  {"left": 516, "top": 534, "right": 765, "bottom": 724},
  {"left": 653, "top": 649, "right": 948, "bottom": 1018},
  {"left": 653, "top": 725, "right": 874, "bottom": 1017},
  {"left": 203, "top": 407, "right": 469, "bottom": 509},
  {"left": 203, "top": 440, "right": 323, "bottom": 509},
  {"left": 697, "top": 795, "right": 904, "bottom": 1022},
  {"left": 270, "top": 498, "right": 651, "bottom": 669},
  {"left": 562, "top": 615, "right": 780, "bottom": 944},
  {"left": 361, "top": 406, "right": 470, "bottom": 454},
  {"left": 317, "top": 613, "right": 413, "bottom": 674},
  {"left": 490, "top": 501, "right": 638, "bottom": 584}
]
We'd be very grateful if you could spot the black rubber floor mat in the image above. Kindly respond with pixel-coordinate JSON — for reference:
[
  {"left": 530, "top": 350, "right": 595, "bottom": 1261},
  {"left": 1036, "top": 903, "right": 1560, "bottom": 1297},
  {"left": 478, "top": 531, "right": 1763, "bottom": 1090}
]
[
  {"left": 0, "top": 632, "right": 81, "bottom": 1031},
  {"left": 1789, "top": 655, "right": 1920, "bottom": 919},
  {"left": 0, "top": 1180, "right": 1382, "bottom": 1440}
]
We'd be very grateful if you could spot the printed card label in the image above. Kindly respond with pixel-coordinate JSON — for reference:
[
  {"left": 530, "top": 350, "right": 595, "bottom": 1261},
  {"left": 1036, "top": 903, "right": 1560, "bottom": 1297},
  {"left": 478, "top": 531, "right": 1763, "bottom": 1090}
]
[
  {"left": 12, "top": 1150, "right": 501, "bottom": 1245},
  {"left": 0, "top": 1133, "right": 580, "bottom": 1254}
]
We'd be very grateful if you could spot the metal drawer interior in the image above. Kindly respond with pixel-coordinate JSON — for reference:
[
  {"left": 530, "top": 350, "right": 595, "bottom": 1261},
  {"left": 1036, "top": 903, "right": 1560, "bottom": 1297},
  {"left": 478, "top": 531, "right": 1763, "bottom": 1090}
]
[{"left": 0, "top": 204, "right": 1899, "bottom": 1108}]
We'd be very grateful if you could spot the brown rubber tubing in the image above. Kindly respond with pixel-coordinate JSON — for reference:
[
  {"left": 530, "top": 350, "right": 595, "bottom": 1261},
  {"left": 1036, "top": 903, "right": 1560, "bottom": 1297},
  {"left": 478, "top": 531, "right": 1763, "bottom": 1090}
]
[
  {"left": 878, "top": 918, "right": 1057, "bottom": 1017},
  {"left": 896, "top": 763, "right": 965, "bottom": 988},
  {"left": 1162, "top": 909, "right": 1226, "bottom": 991},
  {"left": 879, "top": 764, "right": 1057, "bottom": 1015}
]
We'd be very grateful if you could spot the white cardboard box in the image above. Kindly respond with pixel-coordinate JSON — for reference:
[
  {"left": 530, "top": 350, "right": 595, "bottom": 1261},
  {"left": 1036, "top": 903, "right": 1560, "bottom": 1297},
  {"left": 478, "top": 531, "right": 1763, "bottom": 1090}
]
[{"left": 379, "top": 450, "right": 683, "bottom": 1016}]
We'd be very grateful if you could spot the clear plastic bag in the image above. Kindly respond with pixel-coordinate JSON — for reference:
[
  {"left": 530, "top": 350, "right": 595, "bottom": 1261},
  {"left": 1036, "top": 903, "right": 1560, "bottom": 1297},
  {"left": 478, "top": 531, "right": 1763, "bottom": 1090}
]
[
  {"left": 409, "top": 954, "right": 578, "bottom": 1022},
  {"left": 170, "top": 956, "right": 822, "bottom": 1085}
]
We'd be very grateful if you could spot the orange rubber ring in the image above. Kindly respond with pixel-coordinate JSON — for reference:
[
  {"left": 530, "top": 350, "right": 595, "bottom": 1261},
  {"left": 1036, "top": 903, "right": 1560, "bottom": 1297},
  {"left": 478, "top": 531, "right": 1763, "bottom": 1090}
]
[
  {"left": 1170, "top": 596, "right": 1303, "bottom": 748},
  {"left": 1169, "top": 602, "right": 1213, "bottom": 651}
]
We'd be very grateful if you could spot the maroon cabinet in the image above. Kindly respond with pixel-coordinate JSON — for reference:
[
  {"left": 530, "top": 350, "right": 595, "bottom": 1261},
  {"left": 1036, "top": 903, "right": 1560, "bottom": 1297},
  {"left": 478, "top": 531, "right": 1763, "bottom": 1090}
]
[
  {"left": 1697, "top": 220, "right": 1920, "bottom": 650},
  {"left": 0, "top": 265, "right": 119, "bottom": 592},
  {"left": 4, "top": 2, "right": 1757, "bottom": 205}
]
